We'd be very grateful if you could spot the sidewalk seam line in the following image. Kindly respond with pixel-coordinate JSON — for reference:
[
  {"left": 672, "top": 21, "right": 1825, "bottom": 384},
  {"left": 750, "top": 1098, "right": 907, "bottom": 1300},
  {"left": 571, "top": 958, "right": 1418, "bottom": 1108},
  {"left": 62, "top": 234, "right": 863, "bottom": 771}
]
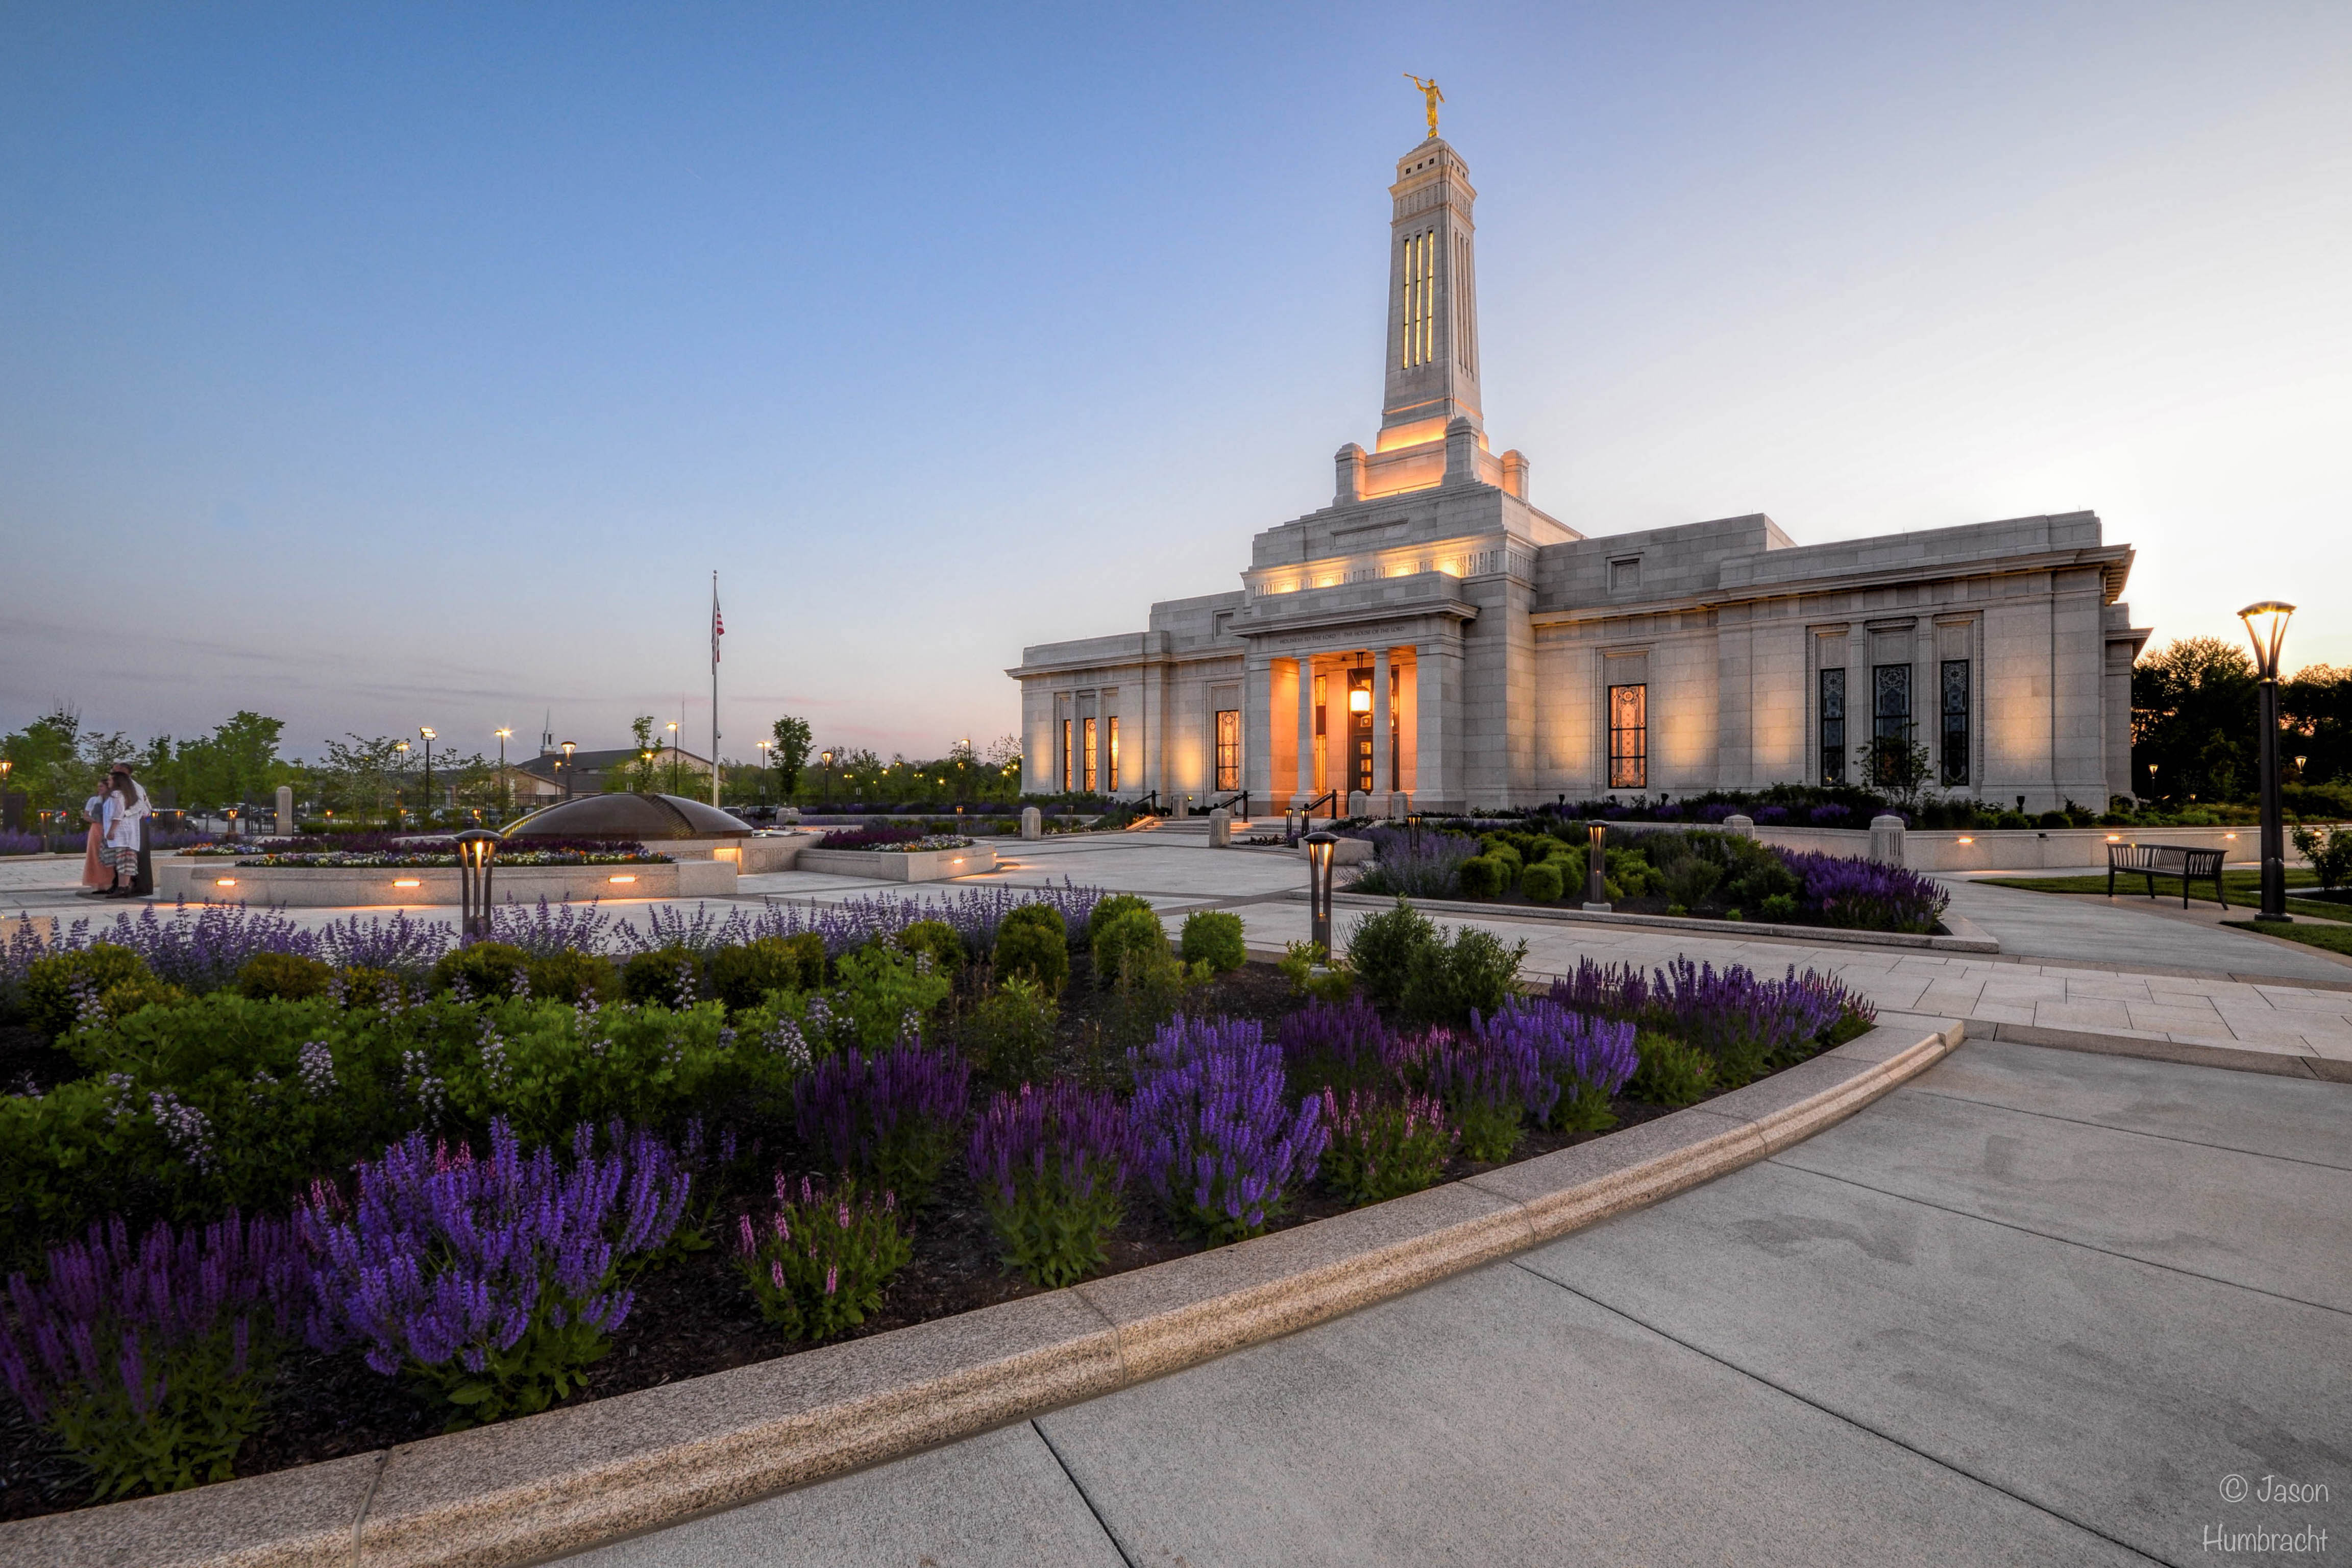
[
  {"left": 1507, "top": 1262, "right": 2171, "bottom": 1566},
  {"left": 1030, "top": 1419, "right": 1138, "bottom": 1568},
  {"left": 1762, "top": 1159, "right": 2352, "bottom": 1320},
  {"left": 1899, "top": 1087, "right": 2352, "bottom": 1172}
]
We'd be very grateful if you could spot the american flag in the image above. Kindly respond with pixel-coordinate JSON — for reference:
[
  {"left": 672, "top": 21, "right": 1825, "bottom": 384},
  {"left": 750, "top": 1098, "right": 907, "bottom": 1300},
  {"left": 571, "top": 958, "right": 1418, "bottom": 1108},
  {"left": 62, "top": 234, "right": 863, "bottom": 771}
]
[{"left": 712, "top": 592, "right": 724, "bottom": 664}]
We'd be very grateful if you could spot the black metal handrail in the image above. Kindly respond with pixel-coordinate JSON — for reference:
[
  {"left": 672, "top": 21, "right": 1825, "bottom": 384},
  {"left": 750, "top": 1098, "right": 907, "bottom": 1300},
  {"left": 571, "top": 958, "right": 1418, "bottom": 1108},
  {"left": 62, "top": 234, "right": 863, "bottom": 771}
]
[
  {"left": 1130, "top": 790, "right": 1165, "bottom": 817},
  {"left": 1206, "top": 790, "right": 1250, "bottom": 820},
  {"left": 1288, "top": 788, "right": 1342, "bottom": 845}
]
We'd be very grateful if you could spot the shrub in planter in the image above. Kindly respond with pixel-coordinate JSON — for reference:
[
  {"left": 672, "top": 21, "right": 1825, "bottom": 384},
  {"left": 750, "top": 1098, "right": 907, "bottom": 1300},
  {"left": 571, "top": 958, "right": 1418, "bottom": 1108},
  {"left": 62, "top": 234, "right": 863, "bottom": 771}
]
[
  {"left": 893, "top": 919, "right": 966, "bottom": 978},
  {"left": 1758, "top": 893, "right": 1799, "bottom": 924},
  {"left": 302, "top": 1120, "right": 692, "bottom": 1427},
  {"left": 733, "top": 1174, "right": 910, "bottom": 1341},
  {"left": 1129, "top": 1016, "right": 1325, "bottom": 1242},
  {"left": 964, "top": 975, "right": 1059, "bottom": 1087},
  {"left": 793, "top": 1043, "right": 971, "bottom": 1205},
  {"left": 1656, "top": 854, "right": 1723, "bottom": 913},
  {"left": 1346, "top": 899, "right": 1438, "bottom": 1013},
  {"left": 235, "top": 951, "right": 332, "bottom": 1002},
  {"left": 0, "top": 1209, "right": 304, "bottom": 1499},
  {"left": 25, "top": 944, "right": 151, "bottom": 1038},
  {"left": 1456, "top": 855, "right": 1505, "bottom": 899},
  {"left": 1317, "top": 1088, "right": 1454, "bottom": 1205},
  {"left": 622, "top": 946, "right": 703, "bottom": 1008},
  {"left": 828, "top": 944, "right": 953, "bottom": 1051},
  {"left": 1086, "top": 893, "right": 1156, "bottom": 943},
  {"left": 448, "top": 997, "right": 751, "bottom": 1143},
  {"left": 1651, "top": 958, "right": 1862, "bottom": 1088},
  {"left": 1478, "top": 838, "right": 1524, "bottom": 888},
  {"left": 1400, "top": 925, "right": 1527, "bottom": 1029},
  {"left": 968, "top": 1081, "right": 1132, "bottom": 1287},
  {"left": 1627, "top": 1030, "right": 1712, "bottom": 1106},
  {"left": 525, "top": 947, "right": 618, "bottom": 1007},
  {"left": 1520, "top": 860, "right": 1564, "bottom": 904},
  {"left": 709, "top": 934, "right": 825, "bottom": 1012},
  {"left": 1091, "top": 904, "right": 1170, "bottom": 988},
  {"left": 1179, "top": 909, "right": 1247, "bottom": 974},
  {"left": 1277, "top": 993, "right": 1395, "bottom": 1095},
  {"left": 1476, "top": 1000, "right": 1638, "bottom": 1134},
  {"left": 432, "top": 941, "right": 531, "bottom": 1000},
  {"left": 993, "top": 905, "right": 1069, "bottom": 994}
]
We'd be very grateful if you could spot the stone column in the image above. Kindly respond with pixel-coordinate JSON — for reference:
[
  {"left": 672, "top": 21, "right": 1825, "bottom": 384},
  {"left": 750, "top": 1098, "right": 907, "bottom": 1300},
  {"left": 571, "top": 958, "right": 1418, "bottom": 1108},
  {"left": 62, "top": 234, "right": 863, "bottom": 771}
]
[
  {"left": 1293, "top": 654, "right": 1316, "bottom": 810},
  {"left": 275, "top": 785, "right": 295, "bottom": 838},
  {"left": 1414, "top": 637, "right": 1464, "bottom": 811},
  {"left": 1243, "top": 652, "right": 1275, "bottom": 811},
  {"left": 1371, "top": 648, "right": 1392, "bottom": 795}
]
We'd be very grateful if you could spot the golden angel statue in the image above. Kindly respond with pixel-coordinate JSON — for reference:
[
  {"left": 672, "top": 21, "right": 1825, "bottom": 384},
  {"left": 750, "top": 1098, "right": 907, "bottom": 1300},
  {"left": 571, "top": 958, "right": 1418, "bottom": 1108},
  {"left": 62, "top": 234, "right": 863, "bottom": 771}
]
[{"left": 1404, "top": 73, "right": 1443, "bottom": 138}]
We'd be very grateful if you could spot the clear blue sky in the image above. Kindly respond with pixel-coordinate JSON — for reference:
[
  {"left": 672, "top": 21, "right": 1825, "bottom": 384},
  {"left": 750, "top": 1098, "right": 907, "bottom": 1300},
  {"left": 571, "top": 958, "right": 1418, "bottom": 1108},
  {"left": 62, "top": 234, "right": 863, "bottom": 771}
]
[{"left": 4, "top": 2, "right": 2347, "bottom": 766}]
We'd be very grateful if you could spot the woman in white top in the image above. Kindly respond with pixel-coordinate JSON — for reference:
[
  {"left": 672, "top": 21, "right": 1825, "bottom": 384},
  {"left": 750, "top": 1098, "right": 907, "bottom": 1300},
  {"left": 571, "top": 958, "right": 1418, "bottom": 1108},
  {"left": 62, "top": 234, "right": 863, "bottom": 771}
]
[
  {"left": 81, "top": 776, "right": 114, "bottom": 891},
  {"left": 100, "top": 765, "right": 149, "bottom": 897}
]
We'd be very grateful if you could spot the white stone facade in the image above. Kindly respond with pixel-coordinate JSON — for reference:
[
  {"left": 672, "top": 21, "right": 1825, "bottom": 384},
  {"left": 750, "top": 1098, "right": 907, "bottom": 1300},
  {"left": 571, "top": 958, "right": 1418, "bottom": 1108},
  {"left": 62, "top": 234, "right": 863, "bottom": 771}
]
[{"left": 1011, "top": 134, "right": 2149, "bottom": 815}]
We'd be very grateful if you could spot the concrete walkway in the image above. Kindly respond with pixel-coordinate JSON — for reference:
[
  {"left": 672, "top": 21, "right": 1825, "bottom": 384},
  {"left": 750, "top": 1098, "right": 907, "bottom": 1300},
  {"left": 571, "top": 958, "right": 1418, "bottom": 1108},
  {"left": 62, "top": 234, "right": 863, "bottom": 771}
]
[
  {"left": 1930, "top": 872, "right": 2352, "bottom": 984},
  {"left": 561, "top": 1040, "right": 2350, "bottom": 1567}
]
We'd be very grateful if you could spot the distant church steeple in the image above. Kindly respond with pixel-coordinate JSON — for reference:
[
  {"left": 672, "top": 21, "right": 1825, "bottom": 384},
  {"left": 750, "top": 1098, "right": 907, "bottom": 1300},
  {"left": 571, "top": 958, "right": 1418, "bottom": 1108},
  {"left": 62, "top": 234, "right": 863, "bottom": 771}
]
[{"left": 1379, "top": 136, "right": 1482, "bottom": 445}]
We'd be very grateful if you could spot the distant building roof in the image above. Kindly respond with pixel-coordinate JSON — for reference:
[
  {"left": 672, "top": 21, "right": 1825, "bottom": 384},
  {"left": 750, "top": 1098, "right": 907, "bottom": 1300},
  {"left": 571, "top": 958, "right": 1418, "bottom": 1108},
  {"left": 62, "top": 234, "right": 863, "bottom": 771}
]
[{"left": 505, "top": 746, "right": 712, "bottom": 786}]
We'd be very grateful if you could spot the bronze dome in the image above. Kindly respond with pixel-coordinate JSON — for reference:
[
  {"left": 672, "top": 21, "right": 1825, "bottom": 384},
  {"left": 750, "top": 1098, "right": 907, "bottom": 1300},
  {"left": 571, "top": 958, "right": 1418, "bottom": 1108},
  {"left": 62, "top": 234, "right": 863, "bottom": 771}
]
[{"left": 502, "top": 793, "right": 752, "bottom": 841}]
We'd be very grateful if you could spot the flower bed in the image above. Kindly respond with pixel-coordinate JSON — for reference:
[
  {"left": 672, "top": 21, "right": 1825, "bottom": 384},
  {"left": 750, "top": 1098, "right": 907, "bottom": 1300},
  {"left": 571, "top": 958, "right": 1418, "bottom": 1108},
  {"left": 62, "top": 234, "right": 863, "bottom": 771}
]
[
  {"left": 812, "top": 826, "right": 983, "bottom": 852},
  {"left": 0, "top": 892, "right": 1871, "bottom": 1519},
  {"left": 184, "top": 835, "right": 662, "bottom": 867}
]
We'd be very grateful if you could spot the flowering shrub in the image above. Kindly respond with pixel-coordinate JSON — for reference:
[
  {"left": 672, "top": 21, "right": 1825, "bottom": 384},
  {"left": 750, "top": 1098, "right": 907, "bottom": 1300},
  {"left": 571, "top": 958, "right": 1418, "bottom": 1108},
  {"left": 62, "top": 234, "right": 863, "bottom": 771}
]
[
  {"left": 733, "top": 1174, "right": 910, "bottom": 1340},
  {"left": 219, "top": 847, "right": 666, "bottom": 868},
  {"left": 1426, "top": 1024, "right": 1548, "bottom": 1162},
  {"left": 1317, "top": 1088, "right": 1454, "bottom": 1205},
  {"left": 1347, "top": 826, "right": 1481, "bottom": 898},
  {"left": 1646, "top": 958, "right": 1867, "bottom": 1088},
  {"left": 814, "top": 825, "right": 927, "bottom": 850},
  {"left": 1129, "top": 1017, "right": 1324, "bottom": 1241},
  {"left": 1276, "top": 994, "right": 1395, "bottom": 1092},
  {"left": 793, "top": 1043, "right": 971, "bottom": 1204},
  {"left": 300, "top": 1120, "right": 690, "bottom": 1426},
  {"left": 0, "top": 1210, "right": 304, "bottom": 1498},
  {"left": 1474, "top": 999, "right": 1639, "bottom": 1134},
  {"left": 1776, "top": 850, "right": 1947, "bottom": 933},
  {"left": 969, "top": 1082, "right": 1132, "bottom": 1286}
]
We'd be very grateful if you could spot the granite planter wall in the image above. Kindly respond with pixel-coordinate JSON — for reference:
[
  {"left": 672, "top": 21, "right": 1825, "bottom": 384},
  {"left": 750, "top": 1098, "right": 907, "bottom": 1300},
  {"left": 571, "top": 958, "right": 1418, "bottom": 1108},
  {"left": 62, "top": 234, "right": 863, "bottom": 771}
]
[
  {"left": 794, "top": 844, "right": 999, "bottom": 882},
  {"left": 155, "top": 857, "right": 737, "bottom": 908}
]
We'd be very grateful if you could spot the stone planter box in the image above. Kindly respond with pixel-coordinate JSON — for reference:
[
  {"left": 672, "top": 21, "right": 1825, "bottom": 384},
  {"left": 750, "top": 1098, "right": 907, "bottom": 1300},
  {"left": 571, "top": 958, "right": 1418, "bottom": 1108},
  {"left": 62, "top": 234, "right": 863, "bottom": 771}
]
[
  {"left": 156, "top": 856, "right": 736, "bottom": 908},
  {"left": 794, "top": 844, "right": 999, "bottom": 882},
  {"left": 1599, "top": 820, "right": 2317, "bottom": 873}
]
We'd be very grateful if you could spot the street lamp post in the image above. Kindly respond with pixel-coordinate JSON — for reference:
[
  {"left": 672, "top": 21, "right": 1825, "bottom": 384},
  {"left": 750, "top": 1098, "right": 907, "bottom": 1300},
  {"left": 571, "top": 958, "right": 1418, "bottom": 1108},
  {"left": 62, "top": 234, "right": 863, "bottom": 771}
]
[
  {"left": 393, "top": 740, "right": 410, "bottom": 829},
  {"left": 419, "top": 728, "right": 436, "bottom": 827},
  {"left": 495, "top": 728, "right": 512, "bottom": 821},
  {"left": 667, "top": 721, "right": 679, "bottom": 795},
  {"left": 2238, "top": 601, "right": 2296, "bottom": 923},
  {"left": 1304, "top": 830, "right": 1337, "bottom": 955},
  {"left": 756, "top": 740, "right": 773, "bottom": 807},
  {"left": 820, "top": 749, "right": 835, "bottom": 805},
  {"left": 560, "top": 740, "right": 577, "bottom": 802}
]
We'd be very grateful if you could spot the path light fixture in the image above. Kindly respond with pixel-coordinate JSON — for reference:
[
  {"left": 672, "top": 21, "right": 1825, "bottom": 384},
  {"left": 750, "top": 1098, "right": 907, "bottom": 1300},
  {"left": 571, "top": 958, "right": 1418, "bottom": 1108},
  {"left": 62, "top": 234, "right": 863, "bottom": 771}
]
[
  {"left": 2295, "top": 753, "right": 2309, "bottom": 778},
  {"left": 2238, "top": 600, "right": 2296, "bottom": 922},
  {"left": 560, "top": 741, "right": 577, "bottom": 801},
  {"left": 1304, "top": 830, "right": 1338, "bottom": 955},
  {"left": 820, "top": 748, "right": 836, "bottom": 803},
  {"left": 1585, "top": 822, "right": 1610, "bottom": 912},
  {"left": 453, "top": 829, "right": 498, "bottom": 943}
]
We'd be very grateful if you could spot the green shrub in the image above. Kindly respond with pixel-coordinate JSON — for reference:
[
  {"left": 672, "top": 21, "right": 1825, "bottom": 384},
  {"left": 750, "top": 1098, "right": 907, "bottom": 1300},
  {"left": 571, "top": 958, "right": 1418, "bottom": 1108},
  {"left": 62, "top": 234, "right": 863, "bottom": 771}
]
[
  {"left": 1400, "top": 925, "right": 1527, "bottom": 1028},
  {"left": 736, "top": 1178, "right": 911, "bottom": 1341},
  {"left": 1604, "top": 846, "right": 1659, "bottom": 898},
  {"left": 965, "top": 975, "right": 1059, "bottom": 1086},
  {"left": 1091, "top": 905, "right": 1170, "bottom": 987},
  {"left": 432, "top": 941, "right": 530, "bottom": 999},
  {"left": 1478, "top": 838, "right": 1524, "bottom": 888},
  {"left": 2036, "top": 810, "right": 2070, "bottom": 829},
  {"left": 1278, "top": 941, "right": 1358, "bottom": 1003},
  {"left": 1457, "top": 855, "right": 1504, "bottom": 899},
  {"left": 24, "top": 944, "right": 151, "bottom": 1038},
  {"left": 894, "top": 919, "right": 967, "bottom": 978},
  {"left": 993, "top": 908, "right": 1069, "bottom": 994},
  {"left": 1520, "top": 861, "right": 1563, "bottom": 904},
  {"left": 1086, "top": 893, "right": 1156, "bottom": 942},
  {"left": 1657, "top": 854, "right": 1723, "bottom": 912},
  {"left": 525, "top": 947, "right": 617, "bottom": 1007},
  {"left": 708, "top": 935, "right": 824, "bottom": 1012},
  {"left": 235, "top": 951, "right": 332, "bottom": 1002},
  {"left": 1179, "top": 910, "right": 1247, "bottom": 973},
  {"left": 830, "top": 944, "right": 955, "bottom": 1050},
  {"left": 1628, "top": 1030, "right": 1713, "bottom": 1106},
  {"left": 622, "top": 946, "right": 703, "bottom": 1007},
  {"left": 1104, "top": 944, "right": 1202, "bottom": 1046},
  {"left": 97, "top": 976, "right": 191, "bottom": 1024},
  {"left": 1758, "top": 893, "right": 1799, "bottom": 923},
  {"left": 1345, "top": 900, "right": 1438, "bottom": 1013}
]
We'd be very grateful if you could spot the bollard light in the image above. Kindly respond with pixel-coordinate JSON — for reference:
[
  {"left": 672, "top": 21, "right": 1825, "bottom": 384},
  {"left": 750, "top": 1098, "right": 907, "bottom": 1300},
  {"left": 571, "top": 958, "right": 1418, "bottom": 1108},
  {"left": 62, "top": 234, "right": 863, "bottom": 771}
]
[
  {"left": 2239, "top": 600, "right": 2297, "bottom": 921},
  {"left": 454, "top": 828, "right": 498, "bottom": 942},
  {"left": 1305, "top": 830, "right": 1338, "bottom": 955},
  {"left": 1585, "top": 822, "right": 1609, "bottom": 911}
]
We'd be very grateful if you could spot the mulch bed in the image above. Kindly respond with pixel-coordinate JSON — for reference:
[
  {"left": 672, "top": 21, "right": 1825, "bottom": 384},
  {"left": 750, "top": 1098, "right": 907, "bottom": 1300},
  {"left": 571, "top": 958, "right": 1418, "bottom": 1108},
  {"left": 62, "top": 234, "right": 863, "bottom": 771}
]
[{"left": 0, "top": 957, "right": 1794, "bottom": 1521}]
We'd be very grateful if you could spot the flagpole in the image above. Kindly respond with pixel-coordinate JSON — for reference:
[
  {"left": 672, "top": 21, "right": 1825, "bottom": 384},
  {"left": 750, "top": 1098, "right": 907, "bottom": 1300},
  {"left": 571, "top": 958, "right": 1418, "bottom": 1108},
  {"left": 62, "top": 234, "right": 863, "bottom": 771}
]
[{"left": 710, "top": 570, "right": 722, "bottom": 808}]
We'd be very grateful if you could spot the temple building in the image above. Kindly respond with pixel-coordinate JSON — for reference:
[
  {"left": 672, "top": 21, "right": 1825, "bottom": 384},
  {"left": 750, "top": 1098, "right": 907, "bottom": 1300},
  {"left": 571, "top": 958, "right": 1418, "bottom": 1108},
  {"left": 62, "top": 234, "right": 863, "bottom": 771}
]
[{"left": 1009, "top": 129, "right": 2149, "bottom": 815}]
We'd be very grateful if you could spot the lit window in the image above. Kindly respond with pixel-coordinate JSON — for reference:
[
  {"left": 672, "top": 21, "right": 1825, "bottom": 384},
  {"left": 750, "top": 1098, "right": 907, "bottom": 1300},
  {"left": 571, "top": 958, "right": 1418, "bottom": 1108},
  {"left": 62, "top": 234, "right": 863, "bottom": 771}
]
[
  {"left": 1607, "top": 683, "right": 1647, "bottom": 790},
  {"left": 1941, "top": 660, "right": 1971, "bottom": 787},
  {"left": 1873, "top": 665, "right": 1912, "bottom": 783},
  {"left": 1214, "top": 709, "right": 1241, "bottom": 793},
  {"left": 1082, "top": 717, "right": 1097, "bottom": 794},
  {"left": 1108, "top": 718, "right": 1119, "bottom": 792},
  {"left": 1401, "top": 229, "right": 1436, "bottom": 368},
  {"left": 1819, "top": 668, "right": 1846, "bottom": 785},
  {"left": 1061, "top": 719, "right": 1073, "bottom": 793}
]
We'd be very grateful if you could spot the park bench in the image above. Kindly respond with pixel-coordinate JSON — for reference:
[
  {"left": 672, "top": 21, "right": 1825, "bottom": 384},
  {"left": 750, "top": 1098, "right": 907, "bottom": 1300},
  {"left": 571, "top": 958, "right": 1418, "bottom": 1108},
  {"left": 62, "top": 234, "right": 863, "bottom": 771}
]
[{"left": 2106, "top": 842, "right": 2227, "bottom": 909}]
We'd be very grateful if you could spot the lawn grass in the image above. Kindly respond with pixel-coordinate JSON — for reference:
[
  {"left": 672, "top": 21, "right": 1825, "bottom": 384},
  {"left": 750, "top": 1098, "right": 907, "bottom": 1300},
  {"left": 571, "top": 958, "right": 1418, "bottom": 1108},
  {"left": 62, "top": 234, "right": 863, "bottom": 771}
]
[
  {"left": 1979, "top": 870, "right": 2351, "bottom": 924},
  {"left": 2222, "top": 919, "right": 2352, "bottom": 957}
]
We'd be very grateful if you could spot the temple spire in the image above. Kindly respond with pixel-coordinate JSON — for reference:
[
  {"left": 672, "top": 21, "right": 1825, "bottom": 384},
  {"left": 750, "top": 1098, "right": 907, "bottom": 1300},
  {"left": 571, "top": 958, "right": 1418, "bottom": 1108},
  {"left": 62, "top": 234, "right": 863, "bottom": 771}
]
[{"left": 1379, "top": 135, "right": 1482, "bottom": 447}]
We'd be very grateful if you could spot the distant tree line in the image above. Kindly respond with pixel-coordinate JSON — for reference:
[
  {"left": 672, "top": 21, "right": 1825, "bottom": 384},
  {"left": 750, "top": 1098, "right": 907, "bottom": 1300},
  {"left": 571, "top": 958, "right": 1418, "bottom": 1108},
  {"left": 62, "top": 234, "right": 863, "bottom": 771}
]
[{"left": 2131, "top": 638, "right": 2351, "bottom": 804}]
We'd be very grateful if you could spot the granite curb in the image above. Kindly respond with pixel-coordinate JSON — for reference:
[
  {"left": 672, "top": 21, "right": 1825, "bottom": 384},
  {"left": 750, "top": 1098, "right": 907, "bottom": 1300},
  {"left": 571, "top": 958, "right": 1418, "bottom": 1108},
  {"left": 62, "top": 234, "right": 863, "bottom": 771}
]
[
  {"left": 4, "top": 1019, "right": 1961, "bottom": 1568},
  {"left": 1961, "top": 1017, "right": 2352, "bottom": 1083},
  {"left": 1297, "top": 888, "right": 2001, "bottom": 953}
]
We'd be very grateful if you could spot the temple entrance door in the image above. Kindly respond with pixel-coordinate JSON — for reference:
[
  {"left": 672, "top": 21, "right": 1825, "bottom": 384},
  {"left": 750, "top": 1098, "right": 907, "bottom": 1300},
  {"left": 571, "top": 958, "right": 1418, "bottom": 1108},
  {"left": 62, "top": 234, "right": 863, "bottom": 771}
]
[{"left": 1347, "top": 667, "right": 1375, "bottom": 797}]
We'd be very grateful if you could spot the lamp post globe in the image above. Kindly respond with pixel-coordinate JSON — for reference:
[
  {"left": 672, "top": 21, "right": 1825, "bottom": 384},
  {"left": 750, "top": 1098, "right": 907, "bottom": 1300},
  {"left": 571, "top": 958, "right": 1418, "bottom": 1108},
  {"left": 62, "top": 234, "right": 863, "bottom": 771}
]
[{"left": 2237, "top": 601, "right": 2296, "bottom": 922}]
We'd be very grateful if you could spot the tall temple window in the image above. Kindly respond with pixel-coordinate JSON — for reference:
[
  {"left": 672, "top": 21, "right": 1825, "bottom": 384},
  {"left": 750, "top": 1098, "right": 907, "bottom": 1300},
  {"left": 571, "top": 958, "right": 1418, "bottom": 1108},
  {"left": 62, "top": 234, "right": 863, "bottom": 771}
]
[
  {"left": 1082, "top": 718, "right": 1097, "bottom": 793},
  {"left": 1819, "top": 669, "right": 1846, "bottom": 785},
  {"left": 1607, "top": 683, "right": 1647, "bottom": 790},
  {"left": 1872, "top": 665, "right": 1913, "bottom": 783},
  {"left": 1314, "top": 675, "right": 1327, "bottom": 738},
  {"left": 1940, "top": 660, "right": 1971, "bottom": 787},
  {"left": 1060, "top": 719, "right": 1073, "bottom": 793},
  {"left": 1402, "top": 229, "right": 1434, "bottom": 368},
  {"left": 1107, "top": 718, "right": 1120, "bottom": 792},
  {"left": 1214, "top": 709, "right": 1240, "bottom": 793}
]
